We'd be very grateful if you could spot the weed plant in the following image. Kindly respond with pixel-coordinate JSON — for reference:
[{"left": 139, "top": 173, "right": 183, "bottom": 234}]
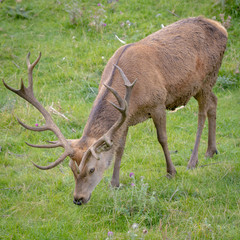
[{"left": 0, "top": 0, "right": 239, "bottom": 239}]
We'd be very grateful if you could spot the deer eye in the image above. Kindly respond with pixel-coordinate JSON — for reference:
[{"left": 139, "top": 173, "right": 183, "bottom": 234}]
[{"left": 89, "top": 168, "right": 95, "bottom": 174}]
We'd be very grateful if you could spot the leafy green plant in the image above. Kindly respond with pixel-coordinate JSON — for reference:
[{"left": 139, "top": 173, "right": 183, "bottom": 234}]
[
  {"left": 65, "top": 0, "right": 85, "bottom": 26},
  {"left": 65, "top": 1, "right": 108, "bottom": 32},
  {"left": 216, "top": 75, "right": 238, "bottom": 89},
  {"left": 4, "top": 4, "right": 33, "bottom": 19},
  {"left": 110, "top": 174, "right": 160, "bottom": 226}
]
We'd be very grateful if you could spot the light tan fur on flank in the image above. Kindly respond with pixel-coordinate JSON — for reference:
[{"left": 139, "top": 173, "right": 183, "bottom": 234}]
[{"left": 4, "top": 17, "right": 227, "bottom": 205}]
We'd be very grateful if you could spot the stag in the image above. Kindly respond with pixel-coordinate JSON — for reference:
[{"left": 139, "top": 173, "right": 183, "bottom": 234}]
[{"left": 3, "top": 17, "right": 227, "bottom": 205}]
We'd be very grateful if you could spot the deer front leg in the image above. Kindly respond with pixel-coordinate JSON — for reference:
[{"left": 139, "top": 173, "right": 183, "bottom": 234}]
[
  {"left": 111, "top": 128, "right": 128, "bottom": 187},
  {"left": 152, "top": 107, "right": 176, "bottom": 176}
]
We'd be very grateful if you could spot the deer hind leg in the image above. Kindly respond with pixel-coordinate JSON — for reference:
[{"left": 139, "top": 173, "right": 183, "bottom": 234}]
[
  {"left": 205, "top": 92, "right": 218, "bottom": 158},
  {"left": 187, "top": 91, "right": 209, "bottom": 169},
  {"left": 152, "top": 106, "right": 176, "bottom": 176},
  {"left": 111, "top": 128, "right": 128, "bottom": 187}
]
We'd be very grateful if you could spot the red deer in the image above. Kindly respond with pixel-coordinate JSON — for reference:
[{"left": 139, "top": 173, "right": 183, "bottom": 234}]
[{"left": 3, "top": 17, "right": 227, "bottom": 205}]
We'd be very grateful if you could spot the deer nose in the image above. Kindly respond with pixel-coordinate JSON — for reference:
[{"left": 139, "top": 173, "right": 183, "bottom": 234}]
[{"left": 73, "top": 197, "right": 83, "bottom": 205}]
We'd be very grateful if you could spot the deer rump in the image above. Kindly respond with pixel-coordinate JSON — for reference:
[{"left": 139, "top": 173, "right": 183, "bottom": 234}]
[{"left": 4, "top": 17, "right": 227, "bottom": 205}]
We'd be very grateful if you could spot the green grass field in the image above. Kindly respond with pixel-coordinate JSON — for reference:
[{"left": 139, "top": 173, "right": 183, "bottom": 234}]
[{"left": 0, "top": 0, "right": 239, "bottom": 239}]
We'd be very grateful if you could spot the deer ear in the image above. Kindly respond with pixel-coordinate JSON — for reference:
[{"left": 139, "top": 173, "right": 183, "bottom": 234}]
[{"left": 96, "top": 141, "right": 112, "bottom": 153}]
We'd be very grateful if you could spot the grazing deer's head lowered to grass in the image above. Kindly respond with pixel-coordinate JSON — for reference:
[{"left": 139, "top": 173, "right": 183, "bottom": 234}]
[{"left": 3, "top": 17, "right": 227, "bottom": 205}]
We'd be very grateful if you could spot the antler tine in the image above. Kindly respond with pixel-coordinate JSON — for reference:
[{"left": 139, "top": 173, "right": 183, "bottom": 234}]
[
  {"left": 17, "top": 117, "right": 49, "bottom": 132},
  {"left": 25, "top": 142, "right": 62, "bottom": 148},
  {"left": 105, "top": 64, "right": 136, "bottom": 131},
  {"left": 32, "top": 150, "right": 70, "bottom": 170},
  {"left": 113, "top": 64, "right": 137, "bottom": 103},
  {"left": 27, "top": 52, "right": 41, "bottom": 90},
  {"left": 103, "top": 84, "right": 126, "bottom": 113},
  {"left": 3, "top": 52, "right": 75, "bottom": 170},
  {"left": 2, "top": 78, "right": 21, "bottom": 94}
]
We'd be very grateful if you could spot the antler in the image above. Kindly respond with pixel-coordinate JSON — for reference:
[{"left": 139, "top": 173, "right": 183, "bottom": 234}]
[
  {"left": 80, "top": 64, "right": 137, "bottom": 168},
  {"left": 2, "top": 53, "right": 75, "bottom": 170},
  {"left": 101, "top": 64, "right": 137, "bottom": 144}
]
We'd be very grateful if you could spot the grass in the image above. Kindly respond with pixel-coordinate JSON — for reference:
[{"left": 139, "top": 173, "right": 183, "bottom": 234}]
[{"left": 0, "top": 0, "right": 240, "bottom": 239}]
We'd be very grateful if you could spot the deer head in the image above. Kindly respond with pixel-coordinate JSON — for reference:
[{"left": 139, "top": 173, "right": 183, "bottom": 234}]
[{"left": 3, "top": 53, "right": 136, "bottom": 205}]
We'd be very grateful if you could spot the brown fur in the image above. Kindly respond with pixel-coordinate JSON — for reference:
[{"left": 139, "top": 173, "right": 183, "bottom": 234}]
[
  {"left": 71, "top": 17, "right": 227, "bottom": 202},
  {"left": 83, "top": 17, "right": 227, "bottom": 131}
]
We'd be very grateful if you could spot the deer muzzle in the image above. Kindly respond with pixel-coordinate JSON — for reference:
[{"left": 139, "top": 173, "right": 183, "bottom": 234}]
[{"left": 73, "top": 194, "right": 91, "bottom": 205}]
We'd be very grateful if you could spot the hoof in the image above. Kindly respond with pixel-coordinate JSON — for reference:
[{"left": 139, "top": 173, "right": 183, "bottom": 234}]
[
  {"left": 187, "top": 162, "right": 198, "bottom": 169},
  {"left": 166, "top": 169, "right": 177, "bottom": 179},
  {"left": 166, "top": 173, "right": 174, "bottom": 179},
  {"left": 187, "top": 157, "right": 198, "bottom": 169},
  {"left": 111, "top": 180, "right": 120, "bottom": 188},
  {"left": 205, "top": 149, "right": 218, "bottom": 158}
]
